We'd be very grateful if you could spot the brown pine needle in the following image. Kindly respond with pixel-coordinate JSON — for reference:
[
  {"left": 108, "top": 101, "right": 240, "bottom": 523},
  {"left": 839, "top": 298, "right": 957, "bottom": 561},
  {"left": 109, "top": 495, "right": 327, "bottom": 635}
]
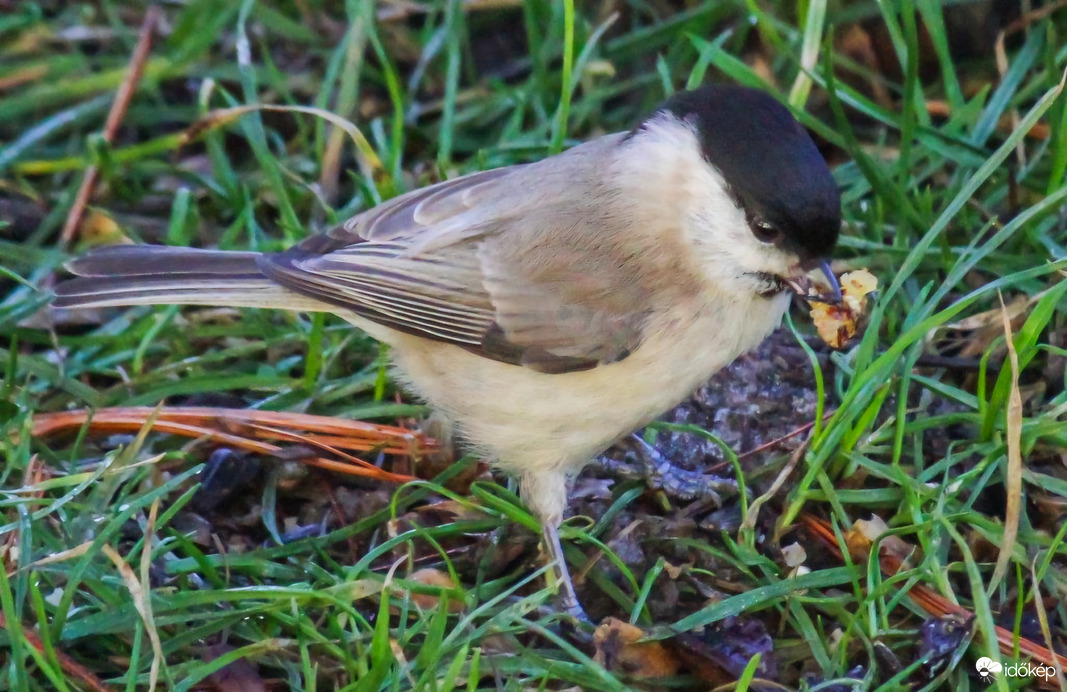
[
  {"left": 799, "top": 514, "right": 1067, "bottom": 677},
  {"left": 0, "top": 614, "right": 117, "bottom": 692},
  {"left": 29, "top": 406, "right": 431, "bottom": 483},
  {"left": 58, "top": 6, "right": 162, "bottom": 247}
]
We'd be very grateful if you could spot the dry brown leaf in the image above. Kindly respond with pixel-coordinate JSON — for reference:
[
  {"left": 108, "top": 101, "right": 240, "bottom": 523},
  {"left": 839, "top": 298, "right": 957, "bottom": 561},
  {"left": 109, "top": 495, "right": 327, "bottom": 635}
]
[
  {"left": 77, "top": 209, "right": 134, "bottom": 247},
  {"left": 932, "top": 291, "right": 1038, "bottom": 360},
  {"left": 847, "top": 516, "right": 914, "bottom": 565},
  {"left": 988, "top": 293, "right": 1022, "bottom": 592},
  {"left": 403, "top": 568, "right": 464, "bottom": 613},
  {"left": 593, "top": 617, "right": 681, "bottom": 679},
  {"left": 661, "top": 560, "right": 686, "bottom": 580},
  {"left": 102, "top": 543, "right": 162, "bottom": 692}
]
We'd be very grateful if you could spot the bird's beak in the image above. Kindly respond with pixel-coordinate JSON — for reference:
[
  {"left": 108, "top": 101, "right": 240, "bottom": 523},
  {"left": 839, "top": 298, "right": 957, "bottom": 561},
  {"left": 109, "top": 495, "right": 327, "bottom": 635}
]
[{"left": 783, "top": 258, "right": 842, "bottom": 305}]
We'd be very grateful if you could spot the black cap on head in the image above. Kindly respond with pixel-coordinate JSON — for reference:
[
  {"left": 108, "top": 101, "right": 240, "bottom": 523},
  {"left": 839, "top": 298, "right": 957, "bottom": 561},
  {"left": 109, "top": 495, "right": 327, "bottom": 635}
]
[{"left": 658, "top": 85, "right": 840, "bottom": 259}]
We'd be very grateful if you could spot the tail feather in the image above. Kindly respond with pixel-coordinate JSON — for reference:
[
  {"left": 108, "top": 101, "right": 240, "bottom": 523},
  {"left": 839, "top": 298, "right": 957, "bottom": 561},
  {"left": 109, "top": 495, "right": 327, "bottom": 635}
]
[
  {"left": 64, "top": 245, "right": 263, "bottom": 277},
  {"left": 53, "top": 245, "right": 328, "bottom": 312}
]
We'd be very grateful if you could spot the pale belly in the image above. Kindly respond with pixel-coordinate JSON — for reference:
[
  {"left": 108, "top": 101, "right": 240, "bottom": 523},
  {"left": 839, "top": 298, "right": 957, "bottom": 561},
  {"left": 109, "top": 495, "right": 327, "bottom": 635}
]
[{"left": 356, "top": 291, "right": 791, "bottom": 479}]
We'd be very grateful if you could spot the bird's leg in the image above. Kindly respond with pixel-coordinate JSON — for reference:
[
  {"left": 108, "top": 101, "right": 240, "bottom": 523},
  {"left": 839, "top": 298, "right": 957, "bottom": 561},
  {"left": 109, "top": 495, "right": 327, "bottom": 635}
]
[
  {"left": 540, "top": 520, "right": 589, "bottom": 622},
  {"left": 521, "top": 471, "right": 590, "bottom": 622}
]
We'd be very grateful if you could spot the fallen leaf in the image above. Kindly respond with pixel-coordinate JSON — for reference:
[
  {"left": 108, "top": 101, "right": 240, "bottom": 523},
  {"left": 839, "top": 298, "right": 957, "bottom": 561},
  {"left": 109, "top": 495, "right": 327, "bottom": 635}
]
[
  {"left": 402, "top": 568, "right": 464, "bottom": 613},
  {"left": 847, "top": 516, "right": 914, "bottom": 565},
  {"left": 593, "top": 617, "right": 680, "bottom": 678}
]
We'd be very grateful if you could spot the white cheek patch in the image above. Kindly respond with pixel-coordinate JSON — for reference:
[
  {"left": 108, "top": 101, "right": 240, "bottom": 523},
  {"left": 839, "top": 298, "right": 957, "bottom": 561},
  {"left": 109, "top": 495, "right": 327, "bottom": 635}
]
[
  {"left": 677, "top": 155, "right": 794, "bottom": 284},
  {"left": 615, "top": 111, "right": 797, "bottom": 291}
]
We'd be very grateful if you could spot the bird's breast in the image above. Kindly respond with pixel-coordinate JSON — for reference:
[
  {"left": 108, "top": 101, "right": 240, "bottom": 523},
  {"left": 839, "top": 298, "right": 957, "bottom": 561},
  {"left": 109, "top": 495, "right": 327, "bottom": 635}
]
[{"left": 378, "top": 289, "right": 791, "bottom": 477}]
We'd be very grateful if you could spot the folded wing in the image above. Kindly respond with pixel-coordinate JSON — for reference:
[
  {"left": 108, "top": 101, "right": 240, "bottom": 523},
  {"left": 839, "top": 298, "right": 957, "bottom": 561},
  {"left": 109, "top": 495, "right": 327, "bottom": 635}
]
[{"left": 259, "top": 134, "right": 654, "bottom": 373}]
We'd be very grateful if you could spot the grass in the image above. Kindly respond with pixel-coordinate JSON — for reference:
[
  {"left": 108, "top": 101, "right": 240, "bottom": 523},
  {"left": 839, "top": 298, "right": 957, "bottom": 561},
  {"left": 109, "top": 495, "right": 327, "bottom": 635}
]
[{"left": 2, "top": 0, "right": 1066, "bottom": 689}]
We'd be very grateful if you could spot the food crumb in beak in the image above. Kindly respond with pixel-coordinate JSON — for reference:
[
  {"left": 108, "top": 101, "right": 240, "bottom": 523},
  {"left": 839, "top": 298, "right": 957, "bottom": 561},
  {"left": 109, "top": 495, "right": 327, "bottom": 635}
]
[
  {"left": 786, "top": 258, "right": 842, "bottom": 304},
  {"left": 809, "top": 269, "right": 879, "bottom": 348}
]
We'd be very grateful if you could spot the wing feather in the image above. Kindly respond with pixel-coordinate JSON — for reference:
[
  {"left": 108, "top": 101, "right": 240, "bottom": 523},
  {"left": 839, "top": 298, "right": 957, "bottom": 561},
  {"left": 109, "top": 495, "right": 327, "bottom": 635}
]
[{"left": 258, "top": 134, "right": 661, "bottom": 373}]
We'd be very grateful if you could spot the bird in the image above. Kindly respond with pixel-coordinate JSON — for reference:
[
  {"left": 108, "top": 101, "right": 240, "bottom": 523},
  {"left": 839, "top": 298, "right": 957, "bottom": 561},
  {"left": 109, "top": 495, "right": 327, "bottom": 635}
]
[{"left": 53, "top": 83, "right": 842, "bottom": 617}]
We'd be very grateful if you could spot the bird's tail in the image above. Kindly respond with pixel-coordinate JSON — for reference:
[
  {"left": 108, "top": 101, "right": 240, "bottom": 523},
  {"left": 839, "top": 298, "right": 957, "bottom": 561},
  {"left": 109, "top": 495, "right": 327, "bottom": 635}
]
[{"left": 52, "top": 245, "right": 326, "bottom": 312}]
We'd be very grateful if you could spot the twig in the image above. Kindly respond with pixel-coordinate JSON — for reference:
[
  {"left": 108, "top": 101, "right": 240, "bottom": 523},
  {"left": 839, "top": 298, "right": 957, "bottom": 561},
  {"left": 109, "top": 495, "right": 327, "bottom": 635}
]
[
  {"left": 738, "top": 418, "right": 820, "bottom": 460},
  {"left": 59, "top": 6, "right": 161, "bottom": 247}
]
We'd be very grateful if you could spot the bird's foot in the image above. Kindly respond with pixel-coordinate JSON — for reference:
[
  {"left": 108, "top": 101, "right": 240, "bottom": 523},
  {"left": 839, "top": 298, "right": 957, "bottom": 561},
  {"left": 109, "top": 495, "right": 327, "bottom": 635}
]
[{"left": 597, "top": 434, "right": 739, "bottom": 505}]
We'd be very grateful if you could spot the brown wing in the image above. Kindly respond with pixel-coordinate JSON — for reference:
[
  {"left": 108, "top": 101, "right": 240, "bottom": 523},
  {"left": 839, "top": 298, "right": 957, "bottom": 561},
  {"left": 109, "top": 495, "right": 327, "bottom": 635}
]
[{"left": 258, "top": 135, "right": 657, "bottom": 373}]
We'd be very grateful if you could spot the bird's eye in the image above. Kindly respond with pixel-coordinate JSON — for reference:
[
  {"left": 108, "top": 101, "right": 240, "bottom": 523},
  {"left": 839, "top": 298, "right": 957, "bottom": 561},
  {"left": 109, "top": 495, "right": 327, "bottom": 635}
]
[{"left": 750, "top": 218, "right": 781, "bottom": 244}]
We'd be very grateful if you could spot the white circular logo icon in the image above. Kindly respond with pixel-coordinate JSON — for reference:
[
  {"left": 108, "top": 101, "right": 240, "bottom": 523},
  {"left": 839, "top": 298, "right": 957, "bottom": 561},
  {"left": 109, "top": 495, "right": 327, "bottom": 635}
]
[{"left": 975, "top": 657, "right": 1002, "bottom": 681}]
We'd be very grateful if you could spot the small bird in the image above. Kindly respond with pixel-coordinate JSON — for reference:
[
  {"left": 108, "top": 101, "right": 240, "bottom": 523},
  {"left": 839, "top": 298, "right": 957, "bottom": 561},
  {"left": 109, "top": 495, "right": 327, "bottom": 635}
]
[{"left": 54, "top": 84, "right": 841, "bottom": 616}]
